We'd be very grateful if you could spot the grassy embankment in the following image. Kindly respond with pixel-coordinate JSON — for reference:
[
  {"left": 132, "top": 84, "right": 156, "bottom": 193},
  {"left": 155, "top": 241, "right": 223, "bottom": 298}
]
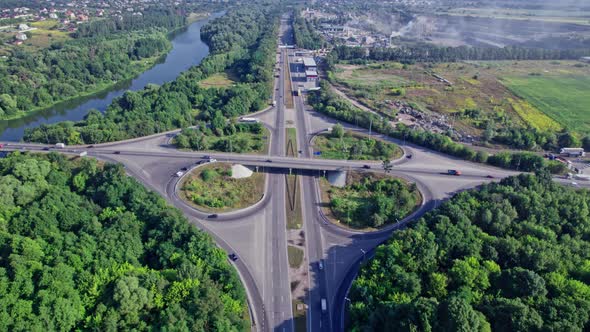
[
  {"left": 285, "top": 128, "right": 303, "bottom": 229},
  {"left": 320, "top": 172, "right": 422, "bottom": 231},
  {"left": 312, "top": 130, "right": 402, "bottom": 160},
  {"left": 179, "top": 163, "right": 265, "bottom": 212}
]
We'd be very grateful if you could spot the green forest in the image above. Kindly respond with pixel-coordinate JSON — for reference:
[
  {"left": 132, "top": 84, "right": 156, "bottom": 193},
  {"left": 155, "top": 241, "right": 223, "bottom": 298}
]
[
  {"left": 175, "top": 121, "right": 267, "bottom": 153},
  {"left": 24, "top": 5, "right": 279, "bottom": 145},
  {"left": 0, "top": 10, "right": 186, "bottom": 120},
  {"left": 0, "top": 152, "right": 248, "bottom": 331},
  {"left": 328, "top": 174, "right": 419, "bottom": 229},
  {"left": 349, "top": 172, "right": 590, "bottom": 331}
]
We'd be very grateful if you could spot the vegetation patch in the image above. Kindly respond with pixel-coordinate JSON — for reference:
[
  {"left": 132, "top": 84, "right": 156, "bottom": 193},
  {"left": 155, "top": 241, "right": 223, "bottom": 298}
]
[
  {"left": 198, "top": 71, "right": 237, "bottom": 89},
  {"left": 175, "top": 122, "right": 269, "bottom": 154},
  {"left": 288, "top": 246, "right": 304, "bottom": 269},
  {"left": 321, "top": 172, "right": 421, "bottom": 230},
  {"left": 501, "top": 75, "right": 590, "bottom": 132},
  {"left": 349, "top": 173, "right": 590, "bottom": 331},
  {"left": 0, "top": 152, "right": 248, "bottom": 331},
  {"left": 285, "top": 174, "right": 303, "bottom": 230},
  {"left": 313, "top": 124, "right": 402, "bottom": 160},
  {"left": 180, "top": 163, "right": 265, "bottom": 212},
  {"left": 332, "top": 61, "right": 579, "bottom": 137}
]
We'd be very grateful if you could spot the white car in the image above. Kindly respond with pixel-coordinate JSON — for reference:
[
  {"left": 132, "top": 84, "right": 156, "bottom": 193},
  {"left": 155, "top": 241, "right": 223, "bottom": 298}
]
[
  {"left": 175, "top": 171, "right": 184, "bottom": 177},
  {"left": 208, "top": 158, "right": 217, "bottom": 163}
]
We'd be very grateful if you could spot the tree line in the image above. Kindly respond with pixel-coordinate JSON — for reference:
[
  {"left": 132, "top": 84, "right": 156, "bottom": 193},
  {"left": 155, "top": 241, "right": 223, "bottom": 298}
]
[
  {"left": 73, "top": 9, "right": 186, "bottom": 38},
  {"left": 293, "top": 13, "right": 324, "bottom": 50},
  {"left": 24, "top": 5, "right": 280, "bottom": 145},
  {"left": 0, "top": 152, "right": 248, "bottom": 331},
  {"left": 349, "top": 171, "right": 590, "bottom": 331},
  {"left": 328, "top": 44, "right": 590, "bottom": 64},
  {"left": 307, "top": 82, "right": 567, "bottom": 173}
]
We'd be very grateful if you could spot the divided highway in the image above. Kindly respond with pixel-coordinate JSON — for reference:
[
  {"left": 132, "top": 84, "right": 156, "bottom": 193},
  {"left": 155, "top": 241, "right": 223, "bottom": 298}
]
[{"left": 1, "top": 12, "right": 578, "bottom": 332}]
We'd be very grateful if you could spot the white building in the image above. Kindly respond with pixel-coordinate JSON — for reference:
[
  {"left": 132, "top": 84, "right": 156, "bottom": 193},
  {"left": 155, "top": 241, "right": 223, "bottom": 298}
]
[{"left": 18, "top": 23, "right": 29, "bottom": 31}]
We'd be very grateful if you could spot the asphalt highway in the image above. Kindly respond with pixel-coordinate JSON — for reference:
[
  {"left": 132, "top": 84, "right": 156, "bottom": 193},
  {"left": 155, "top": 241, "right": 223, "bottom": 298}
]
[{"left": 1, "top": 13, "right": 585, "bottom": 332}]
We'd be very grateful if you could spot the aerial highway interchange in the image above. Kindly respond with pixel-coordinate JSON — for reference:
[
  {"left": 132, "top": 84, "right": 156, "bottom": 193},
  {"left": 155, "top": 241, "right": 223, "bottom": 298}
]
[{"left": 0, "top": 13, "right": 579, "bottom": 332}]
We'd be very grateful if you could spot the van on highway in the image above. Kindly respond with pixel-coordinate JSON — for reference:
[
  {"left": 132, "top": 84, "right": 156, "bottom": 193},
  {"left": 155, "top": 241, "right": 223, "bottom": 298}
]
[{"left": 321, "top": 298, "right": 327, "bottom": 312}]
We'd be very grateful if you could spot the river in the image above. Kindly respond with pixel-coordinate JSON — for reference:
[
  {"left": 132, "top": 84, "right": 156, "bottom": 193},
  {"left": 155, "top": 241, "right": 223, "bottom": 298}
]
[{"left": 0, "top": 12, "right": 223, "bottom": 141}]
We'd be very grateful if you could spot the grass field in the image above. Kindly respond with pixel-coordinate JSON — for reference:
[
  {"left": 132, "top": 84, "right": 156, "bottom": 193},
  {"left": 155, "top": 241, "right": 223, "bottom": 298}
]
[
  {"left": 179, "top": 163, "right": 265, "bottom": 212},
  {"left": 288, "top": 246, "right": 304, "bottom": 269},
  {"left": 198, "top": 71, "right": 237, "bottom": 89},
  {"left": 312, "top": 131, "right": 402, "bottom": 160},
  {"left": 501, "top": 75, "right": 590, "bottom": 133},
  {"left": 332, "top": 61, "right": 590, "bottom": 135},
  {"left": 444, "top": 7, "right": 590, "bottom": 25}
]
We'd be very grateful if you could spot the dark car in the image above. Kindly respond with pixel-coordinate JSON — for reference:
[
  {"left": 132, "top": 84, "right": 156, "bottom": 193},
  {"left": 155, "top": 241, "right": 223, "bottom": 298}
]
[
  {"left": 181, "top": 167, "right": 188, "bottom": 171},
  {"left": 363, "top": 165, "right": 371, "bottom": 169},
  {"left": 113, "top": 151, "right": 121, "bottom": 155},
  {"left": 208, "top": 214, "right": 218, "bottom": 219},
  {"left": 202, "top": 155, "right": 210, "bottom": 159},
  {"left": 486, "top": 175, "right": 494, "bottom": 179},
  {"left": 406, "top": 155, "right": 412, "bottom": 159},
  {"left": 266, "top": 159, "right": 273, "bottom": 163},
  {"left": 87, "top": 145, "right": 94, "bottom": 148},
  {"left": 229, "top": 253, "right": 238, "bottom": 261},
  {"left": 42, "top": 147, "right": 50, "bottom": 151}
]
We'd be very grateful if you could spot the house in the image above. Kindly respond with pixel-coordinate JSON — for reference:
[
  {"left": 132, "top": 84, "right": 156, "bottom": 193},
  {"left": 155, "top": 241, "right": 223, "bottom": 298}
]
[
  {"left": 14, "top": 40, "right": 23, "bottom": 46},
  {"left": 77, "top": 14, "right": 89, "bottom": 22},
  {"left": 18, "top": 23, "right": 29, "bottom": 31},
  {"left": 15, "top": 32, "right": 27, "bottom": 41},
  {"left": 49, "top": 13, "right": 58, "bottom": 19}
]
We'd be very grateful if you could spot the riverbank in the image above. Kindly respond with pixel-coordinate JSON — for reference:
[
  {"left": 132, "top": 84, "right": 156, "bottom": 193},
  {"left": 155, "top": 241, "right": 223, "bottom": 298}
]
[
  {"left": 1, "top": 12, "right": 222, "bottom": 141},
  {"left": 0, "top": 50, "right": 170, "bottom": 122},
  {"left": 0, "top": 13, "right": 215, "bottom": 123}
]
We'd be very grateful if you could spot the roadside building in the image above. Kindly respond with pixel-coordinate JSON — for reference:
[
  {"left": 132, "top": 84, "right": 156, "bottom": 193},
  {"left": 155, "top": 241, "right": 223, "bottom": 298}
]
[
  {"left": 49, "top": 13, "right": 58, "bottom": 19},
  {"left": 305, "top": 69, "right": 318, "bottom": 82},
  {"left": 560, "top": 147, "right": 586, "bottom": 157},
  {"left": 18, "top": 23, "right": 29, "bottom": 30},
  {"left": 303, "top": 57, "right": 316, "bottom": 71}
]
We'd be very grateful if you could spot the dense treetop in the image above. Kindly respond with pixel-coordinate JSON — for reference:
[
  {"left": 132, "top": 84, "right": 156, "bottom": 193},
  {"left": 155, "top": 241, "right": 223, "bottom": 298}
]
[
  {"left": 349, "top": 172, "right": 590, "bottom": 331},
  {"left": 0, "top": 152, "right": 248, "bottom": 331}
]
